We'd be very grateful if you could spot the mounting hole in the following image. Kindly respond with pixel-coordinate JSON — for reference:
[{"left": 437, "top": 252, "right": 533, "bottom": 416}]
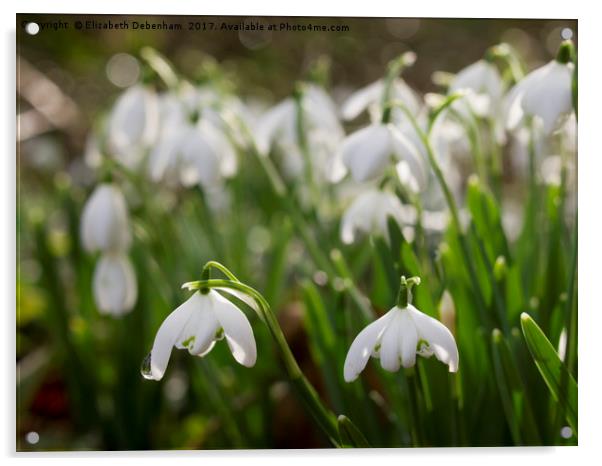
[{"left": 25, "top": 22, "right": 40, "bottom": 35}]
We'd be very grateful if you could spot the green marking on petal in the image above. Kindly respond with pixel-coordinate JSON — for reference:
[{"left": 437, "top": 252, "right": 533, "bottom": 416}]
[{"left": 181, "top": 336, "right": 195, "bottom": 348}]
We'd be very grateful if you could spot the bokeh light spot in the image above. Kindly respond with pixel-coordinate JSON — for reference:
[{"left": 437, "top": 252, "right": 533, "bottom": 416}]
[{"left": 106, "top": 53, "right": 140, "bottom": 88}]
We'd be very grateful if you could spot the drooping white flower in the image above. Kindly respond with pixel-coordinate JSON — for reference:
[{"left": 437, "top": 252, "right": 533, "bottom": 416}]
[
  {"left": 341, "top": 78, "right": 421, "bottom": 123},
  {"left": 450, "top": 59, "right": 504, "bottom": 118},
  {"left": 107, "top": 84, "right": 160, "bottom": 169},
  {"left": 145, "top": 290, "right": 257, "bottom": 380},
  {"left": 505, "top": 60, "right": 574, "bottom": 134},
  {"left": 93, "top": 252, "right": 137, "bottom": 315},
  {"left": 340, "top": 189, "right": 414, "bottom": 245},
  {"left": 255, "top": 84, "right": 346, "bottom": 183},
  {"left": 80, "top": 183, "right": 131, "bottom": 253},
  {"left": 340, "top": 123, "right": 425, "bottom": 184},
  {"left": 147, "top": 92, "right": 237, "bottom": 189},
  {"left": 344, "top": 303, "right": 459, "bottom": 382}
]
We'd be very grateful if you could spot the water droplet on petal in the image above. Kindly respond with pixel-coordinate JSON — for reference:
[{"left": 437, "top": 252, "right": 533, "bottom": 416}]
[{"left": 140, "top": 352, "right": 154, "bottom": 380}]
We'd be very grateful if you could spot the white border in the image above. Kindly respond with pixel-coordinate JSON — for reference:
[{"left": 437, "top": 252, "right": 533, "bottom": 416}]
[{"left": 4, "top": 1, "right": 600, "bottom": 465}]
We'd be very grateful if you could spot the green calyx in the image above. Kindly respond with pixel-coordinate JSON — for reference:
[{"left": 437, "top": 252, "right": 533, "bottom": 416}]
[
  {"left": 556, "top": 40, "right": 575, "bottom": 65},
  {"left": 396, "top": 275, "right": 421, "bottom": 308}
]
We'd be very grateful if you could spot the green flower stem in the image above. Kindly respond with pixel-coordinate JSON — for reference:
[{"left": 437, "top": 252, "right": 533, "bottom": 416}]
[
  {"left": 450, "top": 108, "right": 488, "bottom": 186},
  {"left": 202, "top": 260, "right": 241, "bottom": 282},
  {"left": 385, "top": 169, "right": 430, "bottom": 272},
  {"left": 522, "top": 119, "right": 540, "bottom": 301},
  {"left": 380, "top": 51, "right": 416, "bottom": 120},
  {"left": 185, "top": 278, "right": 341, "bottom": 446},
  {"left": 487, "top": 43, "right": 525, "bottom": 83},
  {"left": 391, "top": 99, "right": 493, "bottom": 329},
  {"left": 404, "top": 368, "right": 423, "bottom": 447},
  {"left": 329, "top": 249, "right": 373, "bottom": 322},
  {"left": 293, "top": 85, "right": 320, "bottom": 207},
  {"left": 139, "top": 47, "right": 180, "bottom": 89},
  {"left": 395, "top": 276, "right": 420, "bottom": 308},
  {"left": 235, "top": 120, "right": 374, "bottom": 321},
  {"left": 564, "top": 211, "right": 578, "bottom": 377},
  {"left": 486, "top": 118, "right": 504, "bottom": 200}
]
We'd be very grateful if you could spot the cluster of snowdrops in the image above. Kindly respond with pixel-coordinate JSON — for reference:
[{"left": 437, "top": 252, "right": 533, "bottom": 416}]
[{"left": 78, "top": 40, "right": 577, "bottom": 446}]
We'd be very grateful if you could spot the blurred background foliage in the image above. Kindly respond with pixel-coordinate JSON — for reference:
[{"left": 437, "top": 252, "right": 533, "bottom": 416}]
[{"left": 17, "top": 15, "right": 576, "bottom": 451}]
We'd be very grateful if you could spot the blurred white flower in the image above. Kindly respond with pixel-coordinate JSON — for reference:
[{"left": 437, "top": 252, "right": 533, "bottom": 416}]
[
  {"left": 255, "top": 84, "right": 346, "bottom": 183},
  {"left": 107, "top": 84, "right": 160, "bottom": 169},
  {"left": 438, "top": 290, "right": 456, "bottom": 335},
  {"left": 147, "top": 91, "right": 237, "bottom": 189},
  {"left": 81, "top": 183, "right": 131, "bottom": 253},
  {"left": 341, "top": 78, "right": 421, "bottom": 123},
  {"left": 506, "top": 60, "right": 574, "bottom": 134},
  {"left": 145, "top": 290, "right": 257, "bottom": 380},
  {"left": 344, "top": 303, "right": 459, "bottom": 382},
  {"left": 450, "top": 59, "right": 503, "bottom": 118},
  {"left": 340, "top": 189, "right": 414, "bottom": 244},
  {"left": 83, "top": 134, "right": 103, "bottom": 169},
  {"left": 340, "top": 123, "right": 425, "bottom": 184},
  {"left": 93, "top": 252, "right": 137, "bottom": 315}
]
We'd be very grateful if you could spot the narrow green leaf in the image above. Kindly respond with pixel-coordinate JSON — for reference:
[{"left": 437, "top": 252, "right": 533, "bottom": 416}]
[
  {"left": 337, "top": 415, "right": 371, "bottom": 448},
  {"left": 520, "top": 313, "right": 577, "bottom": 435},
  {"left": 491, "top": 329, "right": 541, "bottom": 445}
]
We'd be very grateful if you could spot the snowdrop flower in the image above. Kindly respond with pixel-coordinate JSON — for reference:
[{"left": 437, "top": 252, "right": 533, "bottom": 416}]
[
  {"left": 340, "top": 123, "right": 425, "bottom": 184},
  {"left": 506, "top": 41, "right": 575, "bottom": 134},
  {"left": 107, "top": 84, "right": 160, "bottom": 169},
  {"left": 148, "top": 92, "right": 237, "bottom": 189},
  {"left": 144, "top": 289, "right": 257, "bottom": 381},
  {"left": 255, "top": 84, "right": 346, "bottom": 183},
  {"left": 450, "top": 59, "right": 503, "bottom": 118},
  {"left": 341, "top": 78, "right": 421, "bottom": 123},
  {"left": 80, "top": 183, "right": 131, "bottom": 253},
  {"left": 344, "top": 276, "right": 458, "bottom": 382},
  {"left": 93, "top": 252, "right": 137, "bottom": 315},
  {"left": 341, "top": 189, "right": 414, "bottom": 245}
]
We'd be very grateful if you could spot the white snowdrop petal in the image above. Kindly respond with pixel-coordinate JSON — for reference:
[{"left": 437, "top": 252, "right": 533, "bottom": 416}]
[
  {"left": 398, "top": 311, "right": 418, "bottom": 368},
  {"left": 147, "top": 132, "right": 180, "bottom": 183},
  {"left": 391, "top": 79, "right": 422, "bottom": 115},
  {"left": 408, "top": 305, "right": 459, "bottom": 372},
  {"left": 108, "top": 85, "right": 159, "bottom": 169},
  {"left": 521, "top": 62, "right": 573, "bottom": 133},
  {"left": 81, "top": 184, "right": 131, "bottom": 253},
  {"left": 92, "top": 253, "right": 137, "bottom": 315},
  {"left": 304, "top": 84, "right": 344, "bottom": 136},
  {"left": 388, "top": 125, "right": 426, "bottom": 188},
  {"left": 178, "top": 127, "right": 221, "bottom": 188},
  {"left": 450, "top": 60, "right": 503, "bottom": 118},
  {"left": 190, "top": 307, "right": 221, "bottom": 355},
  {"left": 340, "top": 189, "right": 409, "bottom": 245},
  {"left": 343, "top": 310, "right": 395, "bottom": 382},
  {"left": 379, "top": 313, "right": 402, "bottom": 372},
  {"left": 340, "top": 191, "right": 375, "bottom": 244},
  {"left": 149, "top": 292, "right": 198, "bottom": 380},
  {"left": 341, "top": 80, "right": 384, "bottom": 121},
  {"left": 505, "top": 61, "right": 573, "bottom": 134},
  {"left": 255, "top": 99, "right": 296, "bottom": 155},
  {"left": 211, "top": 291, "right": 257, "bottom": 367},
  {"left": 214, "top": 286, "right": 262, "bottom": 315},
  {"left": 341, "top": 125, "right": 392, "bottom": 182},
  {"left": 199, "top": 120, "right": 238, "bottom": 178}
]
